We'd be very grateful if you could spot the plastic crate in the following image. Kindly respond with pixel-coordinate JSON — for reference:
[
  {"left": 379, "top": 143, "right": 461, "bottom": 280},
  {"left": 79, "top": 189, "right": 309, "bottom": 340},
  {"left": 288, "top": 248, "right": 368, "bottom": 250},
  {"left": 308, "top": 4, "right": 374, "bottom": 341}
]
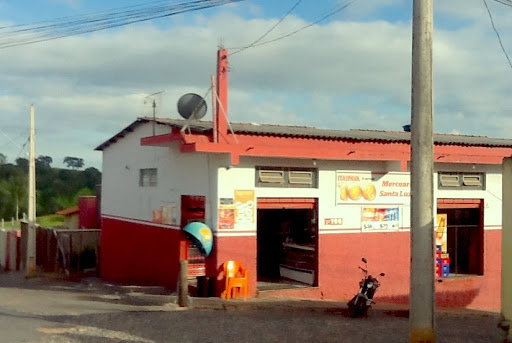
[
  {"left": 435, "top": 264, "right": 442, "bottom": 277},
  {"left": 442, "top": 264, "right": 450, "bottom": 277}
]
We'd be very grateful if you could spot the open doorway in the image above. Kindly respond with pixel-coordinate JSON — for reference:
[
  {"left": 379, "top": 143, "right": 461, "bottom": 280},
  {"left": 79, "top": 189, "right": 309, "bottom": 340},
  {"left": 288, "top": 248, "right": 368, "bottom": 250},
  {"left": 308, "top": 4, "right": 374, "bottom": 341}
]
[
  {"left": 257, "top": 200, "right": 318, "bottom": 290},
  {"left": 437, "top": 199, "right": 484, "bottom": 276}
]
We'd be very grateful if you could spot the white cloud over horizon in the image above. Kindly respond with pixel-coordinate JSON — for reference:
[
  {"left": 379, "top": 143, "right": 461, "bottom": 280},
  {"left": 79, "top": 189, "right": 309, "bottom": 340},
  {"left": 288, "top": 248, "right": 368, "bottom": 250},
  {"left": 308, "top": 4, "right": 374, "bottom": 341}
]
[{"left": 0, "top": 1, "right": 511, "bottom": 170}]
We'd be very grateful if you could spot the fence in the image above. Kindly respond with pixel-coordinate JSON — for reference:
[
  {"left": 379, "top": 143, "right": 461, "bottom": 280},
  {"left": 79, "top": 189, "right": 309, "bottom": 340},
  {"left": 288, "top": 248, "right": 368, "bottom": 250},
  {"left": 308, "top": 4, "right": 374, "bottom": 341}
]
[
  {"left": 0, "top": 228, "right": 20, "bottom": 271},
  {"left": 36, "top": 227, "right": 100, "bottom": 276},
  {"left": 19, "top": 221, "right": 100, "bottom": 276}
]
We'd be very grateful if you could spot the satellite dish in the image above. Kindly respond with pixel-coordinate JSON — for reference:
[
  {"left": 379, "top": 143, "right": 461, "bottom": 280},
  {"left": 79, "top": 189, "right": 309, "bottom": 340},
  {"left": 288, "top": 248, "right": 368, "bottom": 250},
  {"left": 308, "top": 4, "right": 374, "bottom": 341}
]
[{"left": 177, "top": 93, "right": 207, "bottom": 120}]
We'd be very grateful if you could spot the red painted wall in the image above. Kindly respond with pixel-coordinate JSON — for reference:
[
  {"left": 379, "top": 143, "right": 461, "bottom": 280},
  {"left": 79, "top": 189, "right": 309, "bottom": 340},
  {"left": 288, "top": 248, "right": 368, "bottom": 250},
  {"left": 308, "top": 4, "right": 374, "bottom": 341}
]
[
  {"left": 317, "top": 230, "right": 501, "bottom": 310},
  {"left": 100, "top": 217, "right": 181, "bottom": 287},
  {"left": 79, "top": 196, "right": 98, "bottom": 229},
  {"left": 207, "top": 235, "right": 257, "bottom": 297},
  {"left": 100, "top": 216, "right": 501, "bottom": 309}
]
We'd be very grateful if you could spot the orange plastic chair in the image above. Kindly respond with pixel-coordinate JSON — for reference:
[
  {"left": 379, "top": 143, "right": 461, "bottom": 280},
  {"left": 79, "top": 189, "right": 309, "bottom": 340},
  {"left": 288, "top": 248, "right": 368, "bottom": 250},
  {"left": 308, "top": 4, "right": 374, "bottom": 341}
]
[{"left": 221, "top": 260, "right": 249, "bottom": 300}]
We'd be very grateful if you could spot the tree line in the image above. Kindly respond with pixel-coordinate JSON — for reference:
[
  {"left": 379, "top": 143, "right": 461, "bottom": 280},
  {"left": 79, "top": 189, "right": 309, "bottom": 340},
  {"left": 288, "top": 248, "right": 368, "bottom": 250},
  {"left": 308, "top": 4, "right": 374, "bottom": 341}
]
[{"left": 0, "top": 154, "right": 101, "bottom": 220}]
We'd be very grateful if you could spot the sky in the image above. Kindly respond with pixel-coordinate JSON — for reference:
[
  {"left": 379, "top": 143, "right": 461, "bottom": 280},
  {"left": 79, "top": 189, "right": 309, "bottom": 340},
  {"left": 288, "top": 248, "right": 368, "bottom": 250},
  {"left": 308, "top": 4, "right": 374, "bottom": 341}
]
[{"left": 0, "top": 0, "right": 511, "bottom": 170}]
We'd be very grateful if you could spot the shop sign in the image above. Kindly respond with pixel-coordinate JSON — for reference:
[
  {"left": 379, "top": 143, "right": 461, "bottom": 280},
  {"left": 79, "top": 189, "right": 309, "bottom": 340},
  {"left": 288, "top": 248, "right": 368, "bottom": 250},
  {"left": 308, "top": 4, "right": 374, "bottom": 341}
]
[
  {"left": 324, "top": 218, "right": 344, "bottom": 225},
  {"left": 234, "top": 190, "right": 255, "bottom": 228},
  {"left": 336, "top": 171, "right": 411, "bottom": 205},
  {"left": 218, "top": 198, "right": 235, "bottom": 229},
  {"left": 436, "top": 214, "right": 448, "bottom": 252},
  {"left": 361, "top": 207, "right": 400, "bottom": 232}
]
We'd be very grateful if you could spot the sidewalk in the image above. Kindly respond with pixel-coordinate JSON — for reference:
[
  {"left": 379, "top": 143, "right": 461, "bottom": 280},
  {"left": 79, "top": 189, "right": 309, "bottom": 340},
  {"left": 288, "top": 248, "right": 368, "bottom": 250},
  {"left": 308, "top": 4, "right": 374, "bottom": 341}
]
[
  {"left": 0, "top": 270, "right": 500, "bottom": 317},
  {"left": 0, "top": 270, "right": 507, "bottom": 343}
]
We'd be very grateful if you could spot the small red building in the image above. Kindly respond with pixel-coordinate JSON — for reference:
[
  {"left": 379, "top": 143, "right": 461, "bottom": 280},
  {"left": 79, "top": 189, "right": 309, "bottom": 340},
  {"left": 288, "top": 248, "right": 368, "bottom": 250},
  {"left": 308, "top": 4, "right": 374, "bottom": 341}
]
[{"left": 96, "top": 49, "right": 512, "bottom": 310}]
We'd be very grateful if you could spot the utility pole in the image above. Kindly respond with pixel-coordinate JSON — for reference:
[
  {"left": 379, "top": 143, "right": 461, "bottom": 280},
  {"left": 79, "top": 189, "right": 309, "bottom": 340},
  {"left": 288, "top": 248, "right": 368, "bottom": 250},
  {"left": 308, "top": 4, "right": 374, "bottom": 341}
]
[
  {"left": 501, "top": 158, "right": 512, "bottom": 341},
  {"left": 26, "top": 104, "right": 37, "bottom": 276},
  {"left": 410, "top": 0, "right": 435, "bottom": 342}
]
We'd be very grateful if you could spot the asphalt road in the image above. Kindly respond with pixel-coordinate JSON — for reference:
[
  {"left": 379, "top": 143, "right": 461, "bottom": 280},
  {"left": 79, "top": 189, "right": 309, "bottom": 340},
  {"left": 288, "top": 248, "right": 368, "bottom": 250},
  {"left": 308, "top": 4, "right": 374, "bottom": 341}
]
[{"left": 0, "top": 272, "right": 507, "bottom": 343}]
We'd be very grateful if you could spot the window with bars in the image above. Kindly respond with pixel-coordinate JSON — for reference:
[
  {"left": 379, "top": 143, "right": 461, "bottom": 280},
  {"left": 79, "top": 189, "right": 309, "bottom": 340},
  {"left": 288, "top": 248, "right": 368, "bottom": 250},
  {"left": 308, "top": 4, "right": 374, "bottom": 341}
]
[{"left": 139, "top": 168, "right": 157, "bottom": 187}]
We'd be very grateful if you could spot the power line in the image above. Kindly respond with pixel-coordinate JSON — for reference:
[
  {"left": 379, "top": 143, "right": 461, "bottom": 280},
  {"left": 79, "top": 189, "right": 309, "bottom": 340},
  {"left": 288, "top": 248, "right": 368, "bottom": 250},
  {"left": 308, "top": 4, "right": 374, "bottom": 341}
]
[
  {"left": 483, "top": 0, "right": 512, "bottom": 69},
  {"left": 230, "top": 0, "right": 304, "bottom": 56},
  {"left": 494, "top": 0, "right": 512, "bottom": 7},
  {"left": 15, "top": 137, "right": 30, "bottom": 160},
  {"left": 229, "top": 0, "right": 358, "bottom": 55},
  {"left": 0, "top": 0, "right": 245, "bottom": 50}
]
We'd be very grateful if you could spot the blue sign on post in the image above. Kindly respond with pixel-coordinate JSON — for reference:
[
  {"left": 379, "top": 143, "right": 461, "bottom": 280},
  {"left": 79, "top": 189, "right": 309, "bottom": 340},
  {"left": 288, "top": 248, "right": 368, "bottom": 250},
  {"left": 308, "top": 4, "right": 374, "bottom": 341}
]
[{"left": 183, "top": 222, "right": 213, "bottom": 257}]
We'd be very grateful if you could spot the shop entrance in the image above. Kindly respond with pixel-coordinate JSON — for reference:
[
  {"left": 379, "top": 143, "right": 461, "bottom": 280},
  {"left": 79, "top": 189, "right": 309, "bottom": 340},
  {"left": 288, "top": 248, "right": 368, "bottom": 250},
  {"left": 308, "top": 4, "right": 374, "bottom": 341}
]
[
  {"left": 257, "top": 198, "right": 318, "bottom": 290},
  {"left": 437, "top": 199, "right": 484, "bottom": 276}
]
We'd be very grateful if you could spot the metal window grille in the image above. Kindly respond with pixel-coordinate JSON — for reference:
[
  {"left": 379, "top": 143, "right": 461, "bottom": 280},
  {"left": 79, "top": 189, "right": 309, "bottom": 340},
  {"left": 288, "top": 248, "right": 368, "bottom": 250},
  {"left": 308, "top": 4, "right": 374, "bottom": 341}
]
[
  {"left": 289, "top": 171, "right": 313, "bottom": 185},
  {"left": 140, "top": 168, "right": 157, "bottom": 187},
  {"left": 258, "top": 170, "right": 285, "bottom": 184}
]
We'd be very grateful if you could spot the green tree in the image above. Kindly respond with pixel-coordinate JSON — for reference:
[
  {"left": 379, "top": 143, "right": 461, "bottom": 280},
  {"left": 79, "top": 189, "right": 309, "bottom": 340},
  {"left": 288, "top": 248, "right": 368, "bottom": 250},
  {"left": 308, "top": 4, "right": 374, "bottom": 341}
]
[
  {"left": 63, "top": 156, "right": 84, "bottom": 169},
  {"left": 83, "top": 167, "right": 101, "bottom": 190},
  {"left": 0, "top": 157, "right": 100, "bottom": 217},
  {"left": 36, "top": 155, "right": 53, "bottom": 168},
  {"left": 15, "top": 157, "right": 28, "bottom": 172}
]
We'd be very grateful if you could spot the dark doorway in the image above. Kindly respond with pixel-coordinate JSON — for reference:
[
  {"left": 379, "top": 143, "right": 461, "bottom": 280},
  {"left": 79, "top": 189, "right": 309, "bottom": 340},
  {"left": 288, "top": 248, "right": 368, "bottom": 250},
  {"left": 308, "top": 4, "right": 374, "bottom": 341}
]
[
  {"left": 437, "top": 199, "right": 484, "bottom": 276},
  {"left": 257, "top": 207, "right": 317, "bottom": 289}
]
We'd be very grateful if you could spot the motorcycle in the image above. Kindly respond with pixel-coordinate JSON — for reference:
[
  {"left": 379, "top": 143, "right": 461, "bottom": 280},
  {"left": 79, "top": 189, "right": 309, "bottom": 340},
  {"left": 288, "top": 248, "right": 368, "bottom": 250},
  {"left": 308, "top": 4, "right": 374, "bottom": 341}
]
[{"left": 347, "top": 257, "right": 385, "bottom": 317}]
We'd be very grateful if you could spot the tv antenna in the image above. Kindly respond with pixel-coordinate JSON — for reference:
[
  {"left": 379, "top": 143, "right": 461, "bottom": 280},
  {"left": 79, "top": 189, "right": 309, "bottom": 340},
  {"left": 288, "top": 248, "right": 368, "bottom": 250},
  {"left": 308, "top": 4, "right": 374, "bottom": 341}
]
[{"left": 144, "top": 90, "right": 165, "bottom": 136}]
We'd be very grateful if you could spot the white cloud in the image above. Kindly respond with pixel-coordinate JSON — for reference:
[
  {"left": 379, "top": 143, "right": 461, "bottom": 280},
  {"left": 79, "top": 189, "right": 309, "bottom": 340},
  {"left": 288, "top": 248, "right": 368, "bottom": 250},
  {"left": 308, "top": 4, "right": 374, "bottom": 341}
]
[{"left": 0, "top": 3, "right": 511, "bottom": 170}]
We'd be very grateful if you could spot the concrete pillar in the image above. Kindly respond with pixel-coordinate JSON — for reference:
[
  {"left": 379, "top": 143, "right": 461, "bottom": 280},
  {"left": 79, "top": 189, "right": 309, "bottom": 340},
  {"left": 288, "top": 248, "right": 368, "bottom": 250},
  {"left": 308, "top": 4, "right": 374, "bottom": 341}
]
[
  {"left": 409, "top": 0, "right": 435, "bottom": 342},
  {"left": 501, "top": 158, "right": 512, "bottom": 341}
]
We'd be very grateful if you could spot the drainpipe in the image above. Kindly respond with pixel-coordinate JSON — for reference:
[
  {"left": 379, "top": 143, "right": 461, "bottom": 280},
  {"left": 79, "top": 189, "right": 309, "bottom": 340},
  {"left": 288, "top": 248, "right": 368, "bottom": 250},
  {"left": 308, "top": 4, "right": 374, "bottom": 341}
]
[{"left": 215, "top": 49, "right": 229, "bottom": 144}]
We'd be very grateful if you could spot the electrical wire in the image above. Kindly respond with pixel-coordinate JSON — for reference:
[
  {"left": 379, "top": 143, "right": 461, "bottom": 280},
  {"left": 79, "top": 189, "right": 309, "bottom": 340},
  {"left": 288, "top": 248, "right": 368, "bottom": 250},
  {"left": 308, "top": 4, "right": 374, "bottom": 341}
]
[
  {"left": 483, "top": 0, "right": 512, "bottom": 69},
  {"left": 229, "top": 0, "right": 304, "bottom": 56},
  {"left": 229, "top": 0, "right": 357, "bottom": 55},
  {"left": 14, "top": 137, "right": 30, "bottom": 160},
  {"left": 253, "top": 0, "right": 357, "bottom": 48},
  {"left": 494, "top": 0, "right": 512, "bottom": 7},
  {"left": 0, "top": 0, "right": 244, "bottom": 50}
]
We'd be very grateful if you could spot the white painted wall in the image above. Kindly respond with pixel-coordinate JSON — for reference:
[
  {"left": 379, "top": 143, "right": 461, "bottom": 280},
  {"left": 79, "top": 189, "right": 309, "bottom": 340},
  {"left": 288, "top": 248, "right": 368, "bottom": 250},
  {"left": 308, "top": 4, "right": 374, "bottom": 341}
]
[
  {"left": 101, "top": 123, "right": 504, "bottom": 235},
  {"left": 215, "top": 157, "right": 503, "bottom": 235},
  {"left": 434, "top": 163, "right": 502, "bottom": 229},
  {"left": 101, "top": 122, "right": 213, "bottom": 225}
]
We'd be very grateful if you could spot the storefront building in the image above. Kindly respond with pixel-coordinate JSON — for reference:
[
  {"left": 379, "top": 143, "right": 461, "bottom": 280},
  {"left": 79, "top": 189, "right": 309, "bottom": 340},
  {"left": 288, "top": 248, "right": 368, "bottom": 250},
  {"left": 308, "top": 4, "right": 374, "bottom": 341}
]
[{"left": 96, "top": 50, "right": 512, "bottom": 310}]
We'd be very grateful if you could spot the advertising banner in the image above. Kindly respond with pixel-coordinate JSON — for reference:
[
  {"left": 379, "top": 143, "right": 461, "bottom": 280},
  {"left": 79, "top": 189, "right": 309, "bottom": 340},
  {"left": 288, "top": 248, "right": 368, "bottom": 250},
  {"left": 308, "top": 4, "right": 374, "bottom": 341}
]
[
  {"left": 234, "top": 190, "right": 255, "bottom": 228},
  {"left": 436, "top": 214, "right": 448, "bottom": 252},
  {"left": 336, "top": 171, "right": 410, "bottom": 205},
  {"left": 218, "top": 198, "right": 235, "bottom": 229},
  {"left": 361, "top": 207, "right": 400, "bottom": 232}
]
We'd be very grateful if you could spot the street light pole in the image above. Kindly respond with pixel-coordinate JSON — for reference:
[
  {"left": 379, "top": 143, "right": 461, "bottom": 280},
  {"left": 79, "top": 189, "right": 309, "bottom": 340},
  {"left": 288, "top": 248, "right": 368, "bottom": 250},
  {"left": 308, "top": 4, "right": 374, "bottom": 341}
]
[{"left": 410, "top": 0, "right": 435, "bottom": 342}]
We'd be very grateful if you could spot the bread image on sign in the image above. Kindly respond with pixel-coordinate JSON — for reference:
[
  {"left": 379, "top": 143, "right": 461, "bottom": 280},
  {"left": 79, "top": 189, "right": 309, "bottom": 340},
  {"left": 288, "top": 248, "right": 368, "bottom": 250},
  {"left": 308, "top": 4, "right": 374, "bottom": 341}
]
[
  {"left": 347, "top": 185, "right": 362, "bottom": 200},
  {"left": 338, "top": 182, "right": 377, "bottom": 202},
  {"left": 362, "top": 184, "right": 376, "bottom": 201},
  {"left": 339, "top": 186, "right": 348, "bottom": 201}
]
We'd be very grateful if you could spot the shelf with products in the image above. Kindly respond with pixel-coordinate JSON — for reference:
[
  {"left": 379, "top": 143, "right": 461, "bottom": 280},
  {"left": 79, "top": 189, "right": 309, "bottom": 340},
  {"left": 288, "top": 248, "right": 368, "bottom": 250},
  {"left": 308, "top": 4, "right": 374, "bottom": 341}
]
[{"left": 280, "top": 242, "right": 315, "bottom": 272}]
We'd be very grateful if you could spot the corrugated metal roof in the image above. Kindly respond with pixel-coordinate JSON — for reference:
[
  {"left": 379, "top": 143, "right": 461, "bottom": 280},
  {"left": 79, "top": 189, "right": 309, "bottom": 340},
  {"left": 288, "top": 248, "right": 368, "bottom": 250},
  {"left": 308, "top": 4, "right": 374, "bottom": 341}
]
[{"left": 95, "top": 116, "right": 512, "bottom": 151}]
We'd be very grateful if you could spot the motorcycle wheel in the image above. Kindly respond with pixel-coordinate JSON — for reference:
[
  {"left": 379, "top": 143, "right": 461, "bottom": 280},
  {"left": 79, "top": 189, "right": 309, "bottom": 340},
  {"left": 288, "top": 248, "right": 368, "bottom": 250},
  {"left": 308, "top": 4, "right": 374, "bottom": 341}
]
[
  {"left": 358, "top": 305, "right": 368, "bottom": 317},
  {"left": 348, "top": 296, "right": 362, "bottom": 318}
]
